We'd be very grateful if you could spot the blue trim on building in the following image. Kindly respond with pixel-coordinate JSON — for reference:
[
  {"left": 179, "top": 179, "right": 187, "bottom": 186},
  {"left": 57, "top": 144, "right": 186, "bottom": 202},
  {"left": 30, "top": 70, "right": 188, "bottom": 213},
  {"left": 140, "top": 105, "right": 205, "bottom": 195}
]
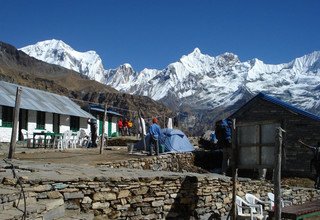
[
  {"left": 89, "top": 104, "right": 122, "bottom": 117},
  {"left": 257, "top": 92, "right": 320, "bottom": 121}
]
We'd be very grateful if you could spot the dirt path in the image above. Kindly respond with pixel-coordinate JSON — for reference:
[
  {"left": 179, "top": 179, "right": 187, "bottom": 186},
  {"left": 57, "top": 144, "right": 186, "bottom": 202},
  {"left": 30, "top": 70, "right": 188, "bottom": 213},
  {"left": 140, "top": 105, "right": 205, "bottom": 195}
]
[{"left": 2, "top": 147, "right": 145, "bottom": 166}]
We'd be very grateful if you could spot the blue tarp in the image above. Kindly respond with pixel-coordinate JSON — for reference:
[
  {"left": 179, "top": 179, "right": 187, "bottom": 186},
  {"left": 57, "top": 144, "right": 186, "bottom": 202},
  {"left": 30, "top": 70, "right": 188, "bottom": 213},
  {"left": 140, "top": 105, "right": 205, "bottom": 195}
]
[{"left": 135, "top": 128, "right": 194, "bottom": 153}]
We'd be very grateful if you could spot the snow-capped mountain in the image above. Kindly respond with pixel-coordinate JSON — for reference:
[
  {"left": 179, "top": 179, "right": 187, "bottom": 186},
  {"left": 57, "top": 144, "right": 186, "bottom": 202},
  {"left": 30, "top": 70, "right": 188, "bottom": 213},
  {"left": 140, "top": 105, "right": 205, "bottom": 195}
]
[
  {"left": 20, "top": 39, "right": 105, "bottom": 82},
  {"left": 20, "top": 40, "right": 320, "bottom": 118}
]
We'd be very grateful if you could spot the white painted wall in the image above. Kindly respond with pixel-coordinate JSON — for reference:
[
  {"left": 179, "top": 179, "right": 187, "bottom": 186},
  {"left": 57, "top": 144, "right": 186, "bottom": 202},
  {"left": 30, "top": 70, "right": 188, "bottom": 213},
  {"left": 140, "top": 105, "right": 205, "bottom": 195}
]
[
  {"left": 45, "top": 113, "right": 53, "bottom": 132},
  {"left": 96, "top": 116, "right": 120, "bottom": 136},
  {"left": 60, "top": 115, "right": 70, "bottom": 133},
  {"left": 80, "top": 118, "right": 90, "bottom": 134},
  {"left": 28, "top": 110, "right": 37, "bottom": 132},
  {"left": 0, "top": 106, "right": 2, "bottom": 126},
  {"left": 111, "top": 117, "right": 118, "bottom": 135},
  {"left": 0, "top": 105, "right": 93, "bottom": 142}
]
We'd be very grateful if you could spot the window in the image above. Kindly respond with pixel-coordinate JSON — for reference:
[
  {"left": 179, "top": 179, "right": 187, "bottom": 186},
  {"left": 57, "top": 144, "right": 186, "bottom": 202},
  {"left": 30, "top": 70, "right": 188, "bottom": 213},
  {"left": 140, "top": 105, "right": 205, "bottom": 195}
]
[
  {"left": 237, "top": 123, "right": 280, "bottom": 167},
  {"left": 2, "top": 106, "right": 13, "bottom": 127},
  {"left": 70, "top": 116, "right": 80, "bottom": 131},
  {"left": 36, "top": 111, "right": 45, "bottom": 129}
]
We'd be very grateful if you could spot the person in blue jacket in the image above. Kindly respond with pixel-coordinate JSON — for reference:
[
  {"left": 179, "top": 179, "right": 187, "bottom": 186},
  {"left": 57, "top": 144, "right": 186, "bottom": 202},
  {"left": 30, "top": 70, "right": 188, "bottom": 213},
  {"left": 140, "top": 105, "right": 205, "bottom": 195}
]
[
  {"left": 149, "top": 118, "right": 162, "bottom": 156},
  {"left": 215, "top": 119, "right": 232, "bottom": 175}
]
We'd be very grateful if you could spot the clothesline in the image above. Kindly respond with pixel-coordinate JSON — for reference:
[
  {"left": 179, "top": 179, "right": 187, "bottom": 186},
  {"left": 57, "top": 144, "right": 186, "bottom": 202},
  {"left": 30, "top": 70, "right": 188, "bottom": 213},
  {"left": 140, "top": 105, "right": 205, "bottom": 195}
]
[
  {"left": 70, "top": 97, "right": 138, "bottom": 114},
  {"left": 70, "top": 97, "right": 180, "bottom": 120}
]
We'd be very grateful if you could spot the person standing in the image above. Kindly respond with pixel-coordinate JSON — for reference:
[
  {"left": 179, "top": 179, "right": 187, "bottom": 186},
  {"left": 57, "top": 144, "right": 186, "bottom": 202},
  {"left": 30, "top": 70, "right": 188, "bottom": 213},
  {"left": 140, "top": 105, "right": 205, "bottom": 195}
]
[
  {"left": 215, "top": 119, "right": 232, "bottom": 175},
  {"left": 299, "top": 139, "right": 320, "bottom": 189},
  {"left": 149, "top": 118, "right": 162, "bottom": 156},
  {"left": 118, "top": 118, "right": 123, "bottom": 136},
  {"left": 123, "top": 118, "right": 129, "bottom": 136},
  {"left": 128, "top": 119, "right": 133, "bottom": 136},
  {"left": 87, "top": 118, "right": 97, "bottom": 148}
]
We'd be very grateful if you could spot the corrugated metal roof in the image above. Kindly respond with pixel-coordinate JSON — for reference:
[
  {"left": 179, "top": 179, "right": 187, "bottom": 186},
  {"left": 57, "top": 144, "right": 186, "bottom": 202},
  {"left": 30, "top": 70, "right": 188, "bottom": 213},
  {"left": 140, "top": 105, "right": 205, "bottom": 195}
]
[
  {"left": 89, "top": 104, "right": 122, "bottom": 117},
  {"left": 232, "top": 92, "right": 320, "bottom": 121},
  {"left": 0, "top": 81, "right": 94, "bottom": 119},
  {"left": 257, "top": 92, "right": 320, "bottom": 121}
]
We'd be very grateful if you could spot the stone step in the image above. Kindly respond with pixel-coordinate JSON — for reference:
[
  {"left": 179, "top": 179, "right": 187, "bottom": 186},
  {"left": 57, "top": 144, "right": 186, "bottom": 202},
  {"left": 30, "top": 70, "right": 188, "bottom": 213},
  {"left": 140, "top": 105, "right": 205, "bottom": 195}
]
[
  {"left": 0, "top": 198, "right": 65, "bottom": 220},
  {"left": 56, "top": 210, "right": 94, "bottom": 220},
  {"left": 0, "top": 207, "right": 25, "bottom": 220}
]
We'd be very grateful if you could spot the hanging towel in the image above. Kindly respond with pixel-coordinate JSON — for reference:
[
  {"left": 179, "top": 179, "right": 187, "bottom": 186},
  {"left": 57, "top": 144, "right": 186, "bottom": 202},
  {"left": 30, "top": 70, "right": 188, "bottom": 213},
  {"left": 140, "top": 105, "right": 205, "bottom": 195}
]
[{"left": 167, "top": 118, "right": 173, "bottom": 129}]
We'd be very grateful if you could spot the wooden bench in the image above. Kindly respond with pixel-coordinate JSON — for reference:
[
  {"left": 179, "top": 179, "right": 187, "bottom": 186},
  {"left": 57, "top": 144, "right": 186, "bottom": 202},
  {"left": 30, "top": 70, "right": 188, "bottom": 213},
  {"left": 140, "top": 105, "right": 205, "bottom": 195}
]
[{"left": 267, "top": 200, "right": 320, "bottom": 220}]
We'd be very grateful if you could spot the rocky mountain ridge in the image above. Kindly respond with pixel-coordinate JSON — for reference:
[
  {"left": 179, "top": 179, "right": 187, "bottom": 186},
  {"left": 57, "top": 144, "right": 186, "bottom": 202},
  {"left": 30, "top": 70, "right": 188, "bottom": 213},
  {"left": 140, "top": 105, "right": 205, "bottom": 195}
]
[
  {"left": 0, "top": 41, "right": 172, "bottom": 125},
  {"left": 20, "top": 39, "right": 320, "bottom": 134}
]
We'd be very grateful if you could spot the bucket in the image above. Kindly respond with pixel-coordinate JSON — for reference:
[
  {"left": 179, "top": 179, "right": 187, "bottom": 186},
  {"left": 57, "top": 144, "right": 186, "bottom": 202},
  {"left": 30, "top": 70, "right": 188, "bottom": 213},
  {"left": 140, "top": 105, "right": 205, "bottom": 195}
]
[
  {"left": 159, "top": 144, "right": 165, "bottom": 153},
  {"left": 111, "top": 132, "right": 119, "bottom": 137}
]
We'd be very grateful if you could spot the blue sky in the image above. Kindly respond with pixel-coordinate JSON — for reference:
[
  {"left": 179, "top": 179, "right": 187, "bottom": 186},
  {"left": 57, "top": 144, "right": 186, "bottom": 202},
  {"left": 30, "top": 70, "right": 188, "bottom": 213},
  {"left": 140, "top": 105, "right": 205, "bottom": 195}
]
[{"left": 1, "top": 0, "right": 319, "bottom": 71}]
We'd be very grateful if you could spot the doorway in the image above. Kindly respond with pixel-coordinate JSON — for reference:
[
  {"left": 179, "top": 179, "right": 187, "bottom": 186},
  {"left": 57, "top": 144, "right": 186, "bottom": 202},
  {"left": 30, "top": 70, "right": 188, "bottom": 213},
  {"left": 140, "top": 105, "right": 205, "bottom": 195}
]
[
  {"left": 18, "top": 109, "right": 28, "bottom": 140},
  {"left": 53, "top": 113, "right": 60, "bottom": 133}
]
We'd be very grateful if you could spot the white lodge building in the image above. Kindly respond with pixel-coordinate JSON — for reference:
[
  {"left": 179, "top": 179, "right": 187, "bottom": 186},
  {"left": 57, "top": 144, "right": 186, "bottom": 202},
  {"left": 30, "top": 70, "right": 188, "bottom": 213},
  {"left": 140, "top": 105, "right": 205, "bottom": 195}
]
[{"left": 0, "top": 81, "right": 94, "bottom": 142}]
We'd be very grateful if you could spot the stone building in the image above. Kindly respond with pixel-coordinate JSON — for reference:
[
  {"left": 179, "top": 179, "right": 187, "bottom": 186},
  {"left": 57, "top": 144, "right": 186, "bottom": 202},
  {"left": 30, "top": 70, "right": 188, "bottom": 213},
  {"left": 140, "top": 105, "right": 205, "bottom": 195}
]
[
  {"left": 0, "top": 80, "right": 94, "bottom": 142},
  {"left": 231, "top": 92, "right": 320, "bottom": 176},
  {"left": 86, "top": 104, "right": 122, "bottom": 137}
]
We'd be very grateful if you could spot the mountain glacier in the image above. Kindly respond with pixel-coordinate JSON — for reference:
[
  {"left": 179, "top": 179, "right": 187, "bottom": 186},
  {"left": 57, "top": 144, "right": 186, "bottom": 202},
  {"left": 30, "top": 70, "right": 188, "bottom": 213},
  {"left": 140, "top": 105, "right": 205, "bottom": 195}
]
[{"left": 20, "top": 39, "right": 320, "bottom": 117}]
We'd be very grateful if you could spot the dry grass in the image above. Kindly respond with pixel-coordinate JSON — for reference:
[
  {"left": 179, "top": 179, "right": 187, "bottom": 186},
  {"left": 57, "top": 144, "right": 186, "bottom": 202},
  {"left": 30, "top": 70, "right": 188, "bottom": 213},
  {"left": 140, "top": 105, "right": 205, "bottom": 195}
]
[{"left": 282, "top": 177, "right": 315, "bottom": 188}]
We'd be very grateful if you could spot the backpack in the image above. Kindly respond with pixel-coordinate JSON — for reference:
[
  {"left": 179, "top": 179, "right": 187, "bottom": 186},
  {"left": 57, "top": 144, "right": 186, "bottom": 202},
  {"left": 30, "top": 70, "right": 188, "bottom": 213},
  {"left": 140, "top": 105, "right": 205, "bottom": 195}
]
[
  {"left": 311, "top": 148, "right": 320, "bottom": 173},
  {"left": 215, "top": 119, "right": 231, "bottom": 141}
]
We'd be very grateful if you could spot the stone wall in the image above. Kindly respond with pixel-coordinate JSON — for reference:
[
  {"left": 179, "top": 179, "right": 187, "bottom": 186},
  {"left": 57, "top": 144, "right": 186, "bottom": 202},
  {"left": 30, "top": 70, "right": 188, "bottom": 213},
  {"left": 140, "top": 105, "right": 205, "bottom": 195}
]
[
  {"left": 97, "top": 153, "right": 199, "bottom": 172},
  {"left": 2, "top": 174, "right": 320, "bottom": 219},
  {"left": 1, "top": 153, "right": 320, "bottom": 219}
]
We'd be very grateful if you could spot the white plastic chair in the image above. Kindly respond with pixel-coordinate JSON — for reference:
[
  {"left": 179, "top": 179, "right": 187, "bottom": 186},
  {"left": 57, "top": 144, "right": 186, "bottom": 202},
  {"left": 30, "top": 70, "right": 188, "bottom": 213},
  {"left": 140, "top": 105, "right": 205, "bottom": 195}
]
[
  {"left": 77, "top": 129, "right": 88, "bottom": 147},
  {"left": 70, "top": 131, "right": 81, "bottom": 148},
  {"left": 45, "top": 130, "right": 54, "bottom": 148},
  {"left": 21, "top": 129, "right": 31, "bottom": 147},
  {"left": 57, "top": 130, "right": 72, "bottom": 150},
  {"left": 236, "top": 196, "right": 265, "bottom": 220},
  {"left": 246, "top": 193, "right": 272, "bottom": 210},
  {"left": 267, "top": 192, "right": 292, "bottom": 209}
]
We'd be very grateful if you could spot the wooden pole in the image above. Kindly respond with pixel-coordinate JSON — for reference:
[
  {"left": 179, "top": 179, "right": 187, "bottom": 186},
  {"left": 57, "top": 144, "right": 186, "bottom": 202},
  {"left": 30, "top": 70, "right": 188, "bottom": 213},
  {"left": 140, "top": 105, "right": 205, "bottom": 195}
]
[
  {"left": 138, "top": 109, "right": 146, "bottom": 151},
  {"left": 231, "top": 118, "right": 237, "bottom": 220},
  {"left": 163, "top": 115, "right": 165, "bottom": 128},
  {"left": 274, "top": 127, "right": 285, "bottom": 220},
  {"left": 8, "top": 87, "right": 22, "bottom": 159},
  {"left": 99, "top": 103, "right": 107, "bottom": 154}
]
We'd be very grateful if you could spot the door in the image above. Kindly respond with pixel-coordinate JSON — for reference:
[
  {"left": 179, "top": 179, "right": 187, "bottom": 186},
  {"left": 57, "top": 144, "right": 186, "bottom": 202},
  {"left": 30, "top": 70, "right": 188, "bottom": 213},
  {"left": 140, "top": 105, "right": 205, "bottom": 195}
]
[
  {"left": 18, "top": 109, "right": 28, "bottom": 140},
  {"left": 99, "top": 119, "right": 103, "bottom": 135},
  {"left": 53, "top": 113, "right": 60, "bottom": 133},
  {"left": 108, "top": 116, "right": 112, "bottom": 136}
]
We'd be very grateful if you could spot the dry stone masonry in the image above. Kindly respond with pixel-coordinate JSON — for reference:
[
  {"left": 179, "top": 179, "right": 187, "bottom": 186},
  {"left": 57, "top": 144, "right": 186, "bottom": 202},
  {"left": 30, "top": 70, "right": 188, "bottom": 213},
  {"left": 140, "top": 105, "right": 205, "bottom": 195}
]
[{"left": 1, "top": 153, "right": 320, "bottom": 219}]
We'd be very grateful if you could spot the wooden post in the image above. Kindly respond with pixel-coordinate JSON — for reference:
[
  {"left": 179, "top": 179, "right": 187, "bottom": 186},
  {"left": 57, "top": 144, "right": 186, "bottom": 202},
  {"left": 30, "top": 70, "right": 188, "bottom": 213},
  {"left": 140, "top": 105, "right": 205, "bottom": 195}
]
[
  {"left": 274, "top": 127, "right": 285, "bottom": 220},
  {"left": 99, "top": 103, "right": 107, "bottom": 154},
  {"left": 163, "top": 115, "right": 165, "bottom": 128},
  {"left": 8, "top": 87, "right": 22, "bottom": 159},
  {"left": 138, "top": 109, "right": 146, "bottom": 151},
  {"left": 231, "top": 118, "right": 237, "bottom": 220}
]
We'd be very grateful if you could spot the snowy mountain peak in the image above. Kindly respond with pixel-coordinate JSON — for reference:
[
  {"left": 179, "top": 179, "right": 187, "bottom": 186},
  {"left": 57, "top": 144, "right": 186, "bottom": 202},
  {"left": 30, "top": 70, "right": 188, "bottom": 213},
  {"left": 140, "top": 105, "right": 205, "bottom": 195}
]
[
  {"left": 216, "top": 52, "right": 240, "bottom": 65},
  {"left": 290, "top": 51, "right": 320, "bottom": 72},
  {"left": 191, "top": 47, "right": 201, "bottom": 54},
  {"left": 20, "top": 39, "right": 320, "bottom": 119},
  {"left": 121, "top": 63, "right": 133, "bottom": 70},
  {"left": 20, "top": 39, "right": 105, "bottom": 82}
]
